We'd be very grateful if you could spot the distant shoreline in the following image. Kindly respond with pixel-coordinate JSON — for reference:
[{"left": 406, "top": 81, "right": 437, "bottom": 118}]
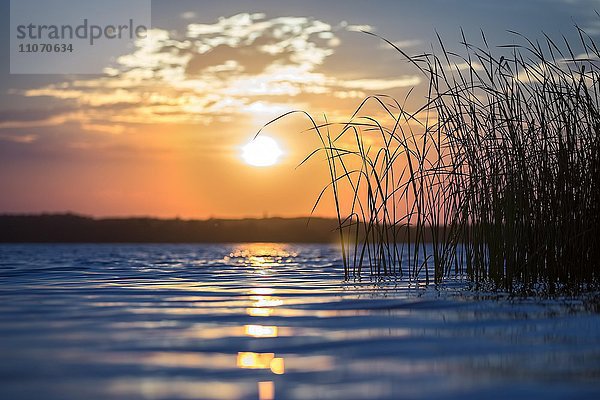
[
  {"left": 0, "top": 213, "right": 341, "bottom": 244},
  {"left": 0, "top": 213, "right": 444, "bottom": 244}
]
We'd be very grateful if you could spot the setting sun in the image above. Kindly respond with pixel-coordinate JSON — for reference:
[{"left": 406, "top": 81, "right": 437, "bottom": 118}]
[{"left": 241, "top": 136, "right": 283, "bottom": 167}]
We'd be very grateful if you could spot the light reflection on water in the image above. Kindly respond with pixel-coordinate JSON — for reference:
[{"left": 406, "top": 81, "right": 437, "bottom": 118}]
[
  {"left": 0, "top": 243, "right": 599, "bottom": 400},
  {"left": 245, "top": 325, "right": 278, "bottom": 338}
]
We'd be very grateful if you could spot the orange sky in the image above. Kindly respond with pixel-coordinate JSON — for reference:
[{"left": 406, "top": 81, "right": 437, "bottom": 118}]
[{"left": 0, "top": 1, "right": 594, "bottom": 218}]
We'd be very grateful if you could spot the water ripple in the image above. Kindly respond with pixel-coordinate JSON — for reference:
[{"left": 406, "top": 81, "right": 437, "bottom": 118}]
[{"left": 0, "top": 243, "right": 599, "bottom": 400}]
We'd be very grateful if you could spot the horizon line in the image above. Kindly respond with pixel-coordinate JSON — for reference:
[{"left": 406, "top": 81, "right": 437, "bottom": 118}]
[{"left": 0, "top": 212, "right": 338, "bottom": 222}]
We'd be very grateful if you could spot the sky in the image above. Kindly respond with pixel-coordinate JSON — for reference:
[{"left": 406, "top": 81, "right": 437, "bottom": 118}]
[{"left": 1, "top": 0, "right": 599, "bottom": 219}]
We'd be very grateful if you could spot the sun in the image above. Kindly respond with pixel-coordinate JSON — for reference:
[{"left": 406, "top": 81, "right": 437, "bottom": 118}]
[{"left": 241, "top": 136, "right": 283, "bottom": 167}]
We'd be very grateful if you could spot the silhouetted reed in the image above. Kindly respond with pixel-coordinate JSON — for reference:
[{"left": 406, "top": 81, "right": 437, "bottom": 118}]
[{"left": 262, "top": 26, "right": 600, "bottom": 295}]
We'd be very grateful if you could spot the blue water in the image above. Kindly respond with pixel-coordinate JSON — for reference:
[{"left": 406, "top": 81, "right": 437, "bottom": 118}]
[{"left": 0, "top": 243, "right": 599, "bottom": 400}]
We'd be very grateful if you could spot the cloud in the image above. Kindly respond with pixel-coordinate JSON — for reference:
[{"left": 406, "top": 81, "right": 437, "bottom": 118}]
[
  {"left": 0, "top": 113, "right": 79, "bottom": 129},
  {"left": 6, "top": 13, "right": 423, "bottom": 133},
  {"left": 0, "top": 133, "right": 38, "bottom": 143},
  {"left": 444, "top": 61, "right": 484, "bottom": 72},
  {"left": 343, "top": 23, "right": 374, "bottom": 33},
  {"left": 180, "top": 11, "right": 196, "bottom": 20},
  {"left": 80, "top": 123, "right": 128, "bottom": 135},
  {"left": 337, "top": 77, "right": 421, "bottom": 90},
  {"left": 379, "top": 39, "right": 423, "bottom": 50}
]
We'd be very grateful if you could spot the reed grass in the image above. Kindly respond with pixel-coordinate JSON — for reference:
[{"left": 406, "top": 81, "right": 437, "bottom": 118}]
[{"left": 261, "top": 26, "right": 600, "bottom": 295}]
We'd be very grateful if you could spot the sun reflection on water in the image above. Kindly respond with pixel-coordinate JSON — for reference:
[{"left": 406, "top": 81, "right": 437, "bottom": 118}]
[
  {"left": 251, "top": 295, "right": 284, "bottom": 307},
  {"left": 228, "top": 244, "right": 295, "bottom": 399},
  {"left": 250, "top": 288, "right": 276, "bottom": 295},
  {"left": 269, "top": 357, "right": 285, "bottom": 375},
  {"left": 246, "top": 307, "right": 273, "bottom": 317},
  {"left": 244, "top": 324, "right": 278, "bottom": 338},
  {"left": 237, "top": 352, "right": 274, "bottom": 369},
  {"left": 258, "top": 381, "right": 274, "bottom": 400},
  {"left": 236, "top": 352, "right": 285, "bottom": 374},
  {"left": 224, "top": 243, "right": 298, "bottom": 271},
  {"left": 245, "top": 287, "right": 284, "bottom": 318}
]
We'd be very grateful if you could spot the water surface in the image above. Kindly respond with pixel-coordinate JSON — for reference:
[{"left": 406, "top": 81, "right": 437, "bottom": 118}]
[{"left": 0, "top": 244, "right": 599, "bottom": 399}]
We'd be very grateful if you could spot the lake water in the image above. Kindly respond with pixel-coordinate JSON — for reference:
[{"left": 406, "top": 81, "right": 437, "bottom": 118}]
[{"left": 0, "top": 243, "right": 599, "bottom": 400}]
